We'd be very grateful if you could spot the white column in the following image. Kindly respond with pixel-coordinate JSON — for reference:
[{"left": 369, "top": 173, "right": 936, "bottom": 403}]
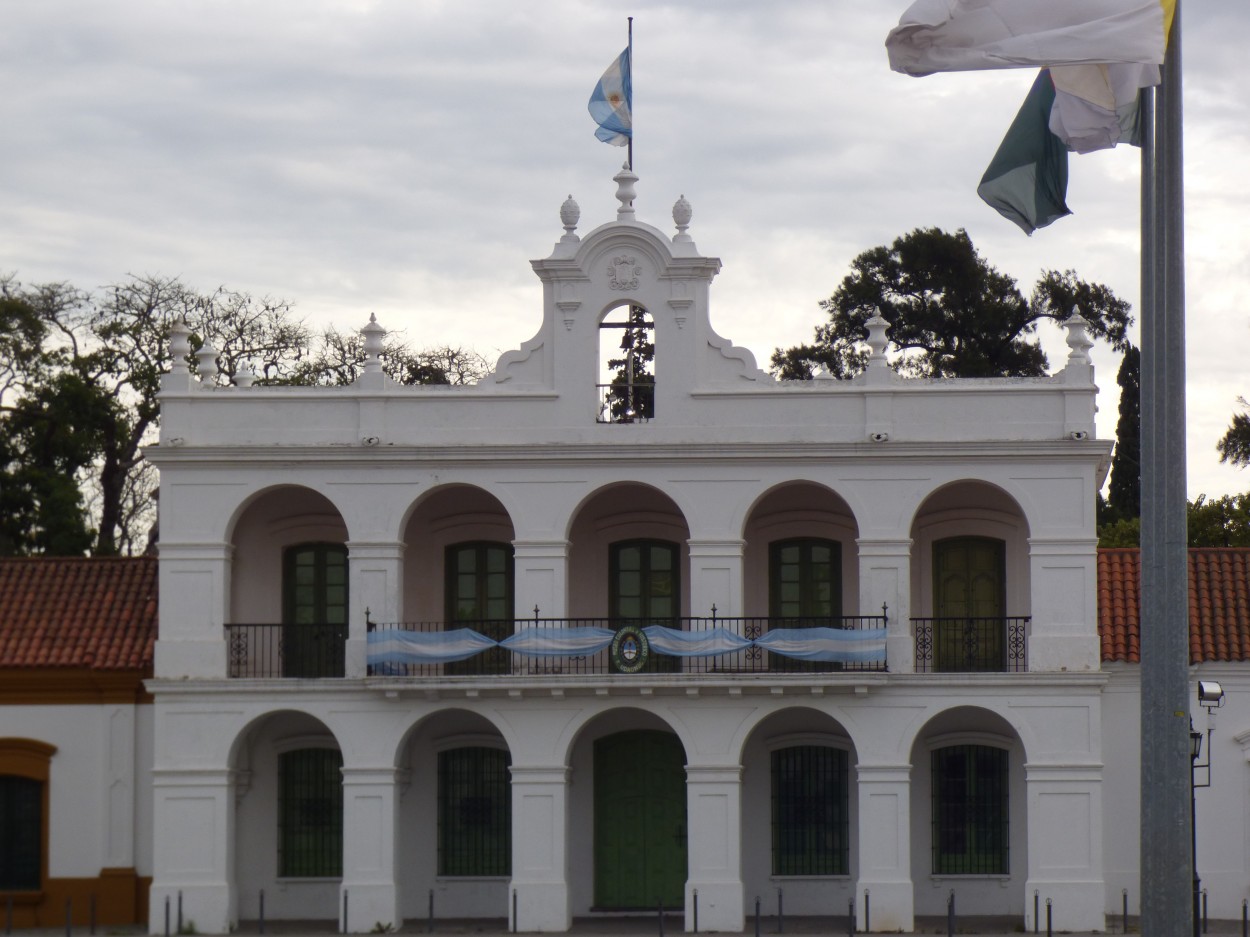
[
  {"left": 154, "top": 542, "right": 232, "bottom": 678},
  {"left": 687, "top": 539, "right": 745, "bottom": 619},
  {"left": 1024, "top": 763, "right": 1105, "bottom": 932},
  {"left": 685, "top": 765, "right": 743, "bottom": 933},
  {"left": 148, "top": 768, "right": 236, "bottom": 935},
  {"left": 1026, "top": 538, "right": 1101, "bottom": 672},
  {"left": 509, "top": 766, "right": 571, "bottom": 932},
  {"left": 856, "top": 539, "right": 912, "bottom": 672},
  {"left": 513, "top": 540, "right": 570, "bottom": 620},
  {"left": 855, "top": 764, "right": 914, "bottom": 933},
  {"left": 340, "top": 767, "right": 401, "bottom": 932},
  {"left": 346, "top": 540, "right": 405, "bottom": 678}
]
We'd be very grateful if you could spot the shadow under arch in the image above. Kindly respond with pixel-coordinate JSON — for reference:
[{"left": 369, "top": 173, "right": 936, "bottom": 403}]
[
  {"left": 738, "top": 705, "right": 860, "bottom": 915},
  {"left": 228, "top": 708, "right": 345, "bottom": 924},
  {"left": 563, "top": 706, "right": 692, "bottom": 915},
  {"left": 907, "top": 705, "right": 1029, "bottom": 918},
  {"left": 741, "top": 479, "right": 863, "bottom": 620}
]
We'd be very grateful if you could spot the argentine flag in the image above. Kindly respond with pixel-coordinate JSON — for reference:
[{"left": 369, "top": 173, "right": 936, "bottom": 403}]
[{"left": 588, "top": 48, "right": 632, "bottom": 146}]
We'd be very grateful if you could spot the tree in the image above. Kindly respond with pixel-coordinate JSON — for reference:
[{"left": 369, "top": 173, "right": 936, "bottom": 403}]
[
  {"left": 1095, "top": 493, "right": 1250, "bottom": 548},
  {"left": 1, "top": 274, "right": 487, "bottom": 556},
  {"left": 771, "top": 227, "right": 1132, "bottom": 380},
  {"left": 602, "top": 305, "right": 655, "bottom": 421},
  {"left": 1107, "top": 345, "right": 1141, "bottom": 520},
  {"left": 1217, "top": 398, "right": 1250, "bottom": 467}
]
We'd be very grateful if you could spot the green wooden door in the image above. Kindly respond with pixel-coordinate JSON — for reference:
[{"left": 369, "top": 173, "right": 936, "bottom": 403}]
[
  {"left": 283, "top": 543, "right": 348, "bottom": 677},
  {"left": 610, "top": 540, "right": 680, "bottom": 673},
  {"left": 933, "top": 536, "right": 1005, "bottom": 671},
  {"left": 593, "top": 731, "right": 687, "bottom": 910}
]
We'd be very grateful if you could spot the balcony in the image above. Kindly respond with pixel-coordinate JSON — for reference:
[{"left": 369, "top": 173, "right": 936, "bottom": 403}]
[
  {"left": 366, "top": 615, "right": 888, "bottom": 677},
  {"left": 226, "top": 622, "right": 347, "bottom": 678},
  {"left": 911, "top": 617, "right": 1029, "bottom": 673}
]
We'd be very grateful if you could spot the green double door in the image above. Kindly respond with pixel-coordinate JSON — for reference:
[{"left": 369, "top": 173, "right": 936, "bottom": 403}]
[{"left": 593, "top": 730, "right": 687, "bottom": 910}]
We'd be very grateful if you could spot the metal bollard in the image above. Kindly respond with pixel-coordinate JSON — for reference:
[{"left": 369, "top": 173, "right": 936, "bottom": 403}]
[
  {"left": 164, "top": 896, "right": 170, "bottom": 937},
  {"left": 947, "top": 891, "right": 955, "bottom": 937},
  {"left": 429, "top": 888, "right": 435, "bottom": 934},
  {"left": 259, "top": 889, "right": 265, "bottom": 935},
  {"left": 777, "top": 887, "right": 784, "bottom": 934},
  {"left": 864, "top": 889, "right": 869, "bottom": 934},
  {"left": 512, "top": 889, "right": 517, "bottom": 935},
  {"left": 755, "top": 896, "right": 761, "bottom": 937},
  {"left": 847, "top": 899, "right": 855, "bottom": 937},
  {"left": 1123, "top": 889, "right": 1129, "bottom": 936},
  {"left": 658, "top": 901, "right": 665, "bottom": 937},
  {"left": 1046, "top": 898, "right": 1052, "bottom": 937},
  {"left": 66, "top": 897, "right": 72, "bottom": 937},
  {"left": 1034, "top": 890, "right": 1039, "bottom": 934},
  {"left": 342, "top": 890, "right": 348, "bottom": 935},
  {"left": 1203, "top": 888, "right": 1208, "bottom": 934},
  {"left": 177, "top": 891, "right": 183, "bottom": 935},
  {"left": 693, "top": 889, "right": 698, "bottom": 934},
  {"left": 1242, "top": 898, "right": 1247, "bottom": 937}
]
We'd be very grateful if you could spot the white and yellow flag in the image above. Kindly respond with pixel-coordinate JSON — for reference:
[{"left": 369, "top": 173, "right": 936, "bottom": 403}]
[{"left": 886, "top": 0, "right": 1176, "bottom": 76}]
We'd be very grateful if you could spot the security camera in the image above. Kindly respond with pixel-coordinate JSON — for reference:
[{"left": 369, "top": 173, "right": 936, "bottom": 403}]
[{"left": 1198, "top": 681, "right": 1225, "bottom": 709}]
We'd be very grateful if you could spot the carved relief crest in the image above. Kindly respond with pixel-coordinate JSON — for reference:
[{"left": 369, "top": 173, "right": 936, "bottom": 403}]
[{"left": 607, "top": 254, "right": 641, "bottom": 291}]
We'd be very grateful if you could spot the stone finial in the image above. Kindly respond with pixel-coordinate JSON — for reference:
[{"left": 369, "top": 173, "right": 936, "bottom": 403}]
[
  {"left": 234, "top": 366, "right": 254, "bottom": 389},
  {"left": 865, "top": 313, "right": 890, "bottom": 368},
  {"left": 560, "top": 195, "right": 581, "bottom": 242},
  {"left": 613, "top": 162, "right": 638, "bottom": 220},
  {"left": 169, "top": 319, "right": 192, "bottom": 374},
  {"left": 1063, "top": 312, "right": 1094, "bottom": 365},
  {"left": 672, "top": 194, "right": 692, "bottom": 242},
  {"left": 195, "top": 340, "right": 219, "bottom": 382},
  {"left": 362, "top": 313, "right": 385, "bottom": 375}
]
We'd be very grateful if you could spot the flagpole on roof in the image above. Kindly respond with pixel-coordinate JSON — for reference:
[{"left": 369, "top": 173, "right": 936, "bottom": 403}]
[
  {"left": 627, "top": 16, "right": 634, "bottom": 171},
  {"left": 1138, "top": 1, "right": 1192, "bottom": 935}
]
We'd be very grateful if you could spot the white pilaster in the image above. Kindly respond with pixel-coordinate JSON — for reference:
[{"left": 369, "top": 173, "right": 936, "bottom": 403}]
[
  {"left": 340, "top": 767, "right": 401, "bottom": 932},
  {"left": 513, "top": 540, "right": 570, "bottom": 620},
  {"left": 685, "top": 765, "right": 743, "bottom": 933},
  {"left": 1026, "top": 538, "right": 1101, "bottom": 672},
  {"left": 154, "top": 542, "right": 232, "bottom": 678},
  {"left": 855, "top": 763, "right": 915, "bottom": 932},
  {"left": 509, "top": 765, "right": 571, "bottom": 932},
  {"left": 346, "top": 540, "right": 406, "bottom": 678},
  {"left": 148, "top": 768, "right": 236, "bottom": 935},
  {"left": 687, "top": 540, "right": 745, "bottom": 619},
  {"left": 1024, "top": 763, "right": 1105, "bottom": 932},
  {"left": 856, "top": 539, "right": 912, "bottom": 672}
]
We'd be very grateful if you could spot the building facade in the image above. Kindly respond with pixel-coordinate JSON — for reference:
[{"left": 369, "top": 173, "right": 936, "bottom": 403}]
[{"left": 143, "top": 169, "right": 1115, "bottom": 934}]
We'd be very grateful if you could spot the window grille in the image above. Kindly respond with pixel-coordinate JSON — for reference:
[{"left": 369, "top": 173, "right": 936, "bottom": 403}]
[
  {"left": 771, "top": 746, "right": 848, "bottom": 876},
  {"left": 0, "top": 774, "right": 41, "bottom": 890},
  {"left": 279, "top": 749, "right": 343, "bottom": 877},
  {"left": 438, "top": 747, "right": 511, "bottom": 876},
  {"left": 931, "top": 744, "right": 1008, "bottom": 874}
]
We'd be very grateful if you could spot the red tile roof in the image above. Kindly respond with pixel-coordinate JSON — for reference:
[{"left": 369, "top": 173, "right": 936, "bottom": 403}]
[
  {"left": 0, "top": 557, "right": 157, "bottom": 671},
  {"left": 1099, "top": 548, "right": 1250, "bottom": 663}
]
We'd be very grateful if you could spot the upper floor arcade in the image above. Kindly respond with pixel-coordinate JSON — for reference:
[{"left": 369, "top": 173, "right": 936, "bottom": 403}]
[{"left": 148, "top": 168, "right": 1110, "bottom": 685}]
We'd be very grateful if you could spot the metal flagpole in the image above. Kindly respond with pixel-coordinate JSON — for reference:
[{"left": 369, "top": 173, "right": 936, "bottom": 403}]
[
  {"left": 627, "top": 16, "right": 634, "bottom": 171},
  {"left": 1139, "top": 1, "right": 1191, "bottom": 935}
]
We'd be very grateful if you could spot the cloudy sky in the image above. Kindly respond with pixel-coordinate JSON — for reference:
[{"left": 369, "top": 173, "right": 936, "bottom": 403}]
[{"left": 3, "top": 1, "right": 1248, "bottom": 498}]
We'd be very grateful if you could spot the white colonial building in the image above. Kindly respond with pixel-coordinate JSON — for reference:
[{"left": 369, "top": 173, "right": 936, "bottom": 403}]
[{"left": 144, "top": 167, "right": 1116, "bottom": 934}]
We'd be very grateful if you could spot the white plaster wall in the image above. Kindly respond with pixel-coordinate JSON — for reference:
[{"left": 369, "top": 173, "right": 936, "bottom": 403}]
[{"left": 3, "top": 702, "right": 149, "bottom": 878}]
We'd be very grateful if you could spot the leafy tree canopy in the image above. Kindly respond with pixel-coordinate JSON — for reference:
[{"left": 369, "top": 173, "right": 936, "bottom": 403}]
[
  {"left": 1217, "top": 398, "right": 1250, "bottom": 468},
  {"left": 771, "top": 227, "right": 1132, "bottom": 380},
  {"left": 1, "top": 274, "right": 489, "bottom": 557},
  {"left": 1096, "top": 492, "right": 1250, "bottom": 548}
]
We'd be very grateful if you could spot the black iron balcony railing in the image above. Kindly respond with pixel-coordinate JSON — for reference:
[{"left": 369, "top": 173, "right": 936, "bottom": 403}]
[
  {"left": 596, "top": 382, "right": 655, "bottom": 423},
  {"left": 366, "top": 615, "right": 888, "bottom": 678},
  {"left": 226, "top": 622, "right": 348, "bottom": 678},
  {"left": 912, "top": 616, "right": 1029, "bottom": 673}
]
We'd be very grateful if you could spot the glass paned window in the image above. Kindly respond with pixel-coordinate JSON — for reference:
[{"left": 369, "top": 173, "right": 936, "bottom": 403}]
[
  {"left": 931, "top": 744, "right": 1008, "bottom": 874},
  {"left": 771, "top": 746, "right": 848, "bottom": 876},
  {"left": 438, "top": 747, "right": 511, "bottom": 876},
  {"left": 933, "top": 537, "right": 1006, "bottom": 672},
  {"left": 768, "top": 538, "right": 842, "bottom": 672},
  {"left": 279, "top": 748, "right": 343, "bottom": 878},
  {"left": 282, "top": 543, "right": 348, "bottom": 677},
  {"left": 445, "top": 542, "right": 514, "bottom": 674},
  {"left": 0, "top": 775, "right": 42, "bottom": 890}
]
